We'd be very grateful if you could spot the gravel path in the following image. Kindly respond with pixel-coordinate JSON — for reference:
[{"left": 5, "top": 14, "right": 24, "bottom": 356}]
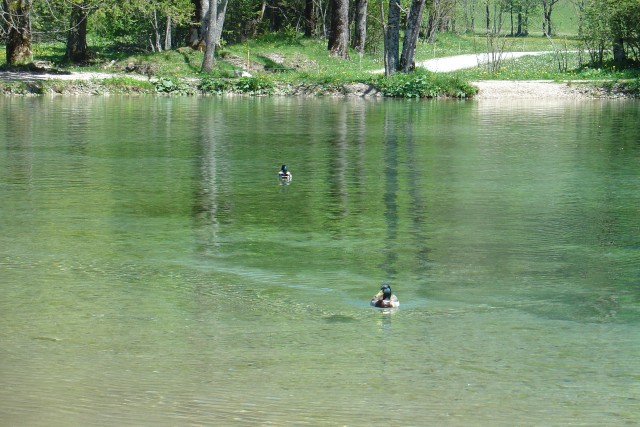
[
  {"left": 0, "top": 70, "right": 147, "bottom": 82},
  {"left": 416, "top": 51, "right": 551, "bottom": 72}
]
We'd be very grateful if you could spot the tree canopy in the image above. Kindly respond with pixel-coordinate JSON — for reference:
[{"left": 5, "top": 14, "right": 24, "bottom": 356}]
[{"left": 1, "top": 0, "right": 639, "bottom": 68}]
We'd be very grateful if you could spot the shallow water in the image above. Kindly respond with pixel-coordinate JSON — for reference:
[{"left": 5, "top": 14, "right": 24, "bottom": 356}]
[{"left": 1, "top": 96, "right": 639, "bottom": 426}]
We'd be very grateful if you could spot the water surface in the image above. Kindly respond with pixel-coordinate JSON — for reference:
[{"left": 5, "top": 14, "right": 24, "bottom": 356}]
[{"left": 1, "top": 96, "right": 639, "bottom": 426}]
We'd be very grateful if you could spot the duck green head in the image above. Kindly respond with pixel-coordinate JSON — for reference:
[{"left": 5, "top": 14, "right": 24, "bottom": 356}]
[{"left": 381, "top": 284, "right": 392, "bottom": 300}]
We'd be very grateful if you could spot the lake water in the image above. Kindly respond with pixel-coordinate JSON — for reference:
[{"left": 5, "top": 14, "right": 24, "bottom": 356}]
[{"left": 1, "top": 96, "right": 639, "bottom": 426}]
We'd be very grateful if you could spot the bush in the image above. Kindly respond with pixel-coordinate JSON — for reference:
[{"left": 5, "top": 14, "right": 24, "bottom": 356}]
[
  {"left": 199, "top": 75, "right": 274, "bottom": 95},
  {"left": 375, "top": 70, "right": 476, "bottom": 98},
  {"left": 154, "top": 77, "right": 196, "bottom": 95},
  {"left": 199, "top": 76, "right": 230, "bottom": 94}
]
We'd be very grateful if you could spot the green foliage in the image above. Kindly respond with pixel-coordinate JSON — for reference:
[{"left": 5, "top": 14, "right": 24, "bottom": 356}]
[
  {"left": 374, "top": 69, "right": 476, "bottom": 98},
  {"left": 91, "top": 0, "right": 192, "bottom": 49},
  {"left": 224, "top": 0, "right": 306, "bottom": 43},
  {"left": 199, "top": 77, "right": 230, "bottom": 94},
  {"left": 596, "top": 78, "right": 640, "bottom": 98},
  {"left": 154, "top": 77, "right": 196, "bottom": 95},
  {"left": 0, "top": 81, "right": 43, "bottom": 95},
  {"left": 199, "top": 75, "right": 274, "bottom": 95},
  {"left": 235, "top": 75, "right": 274, "bottom": 94},
  {"left": 619, "top": 78, "right": 640, "bottom": 96},
  {"left": 581, "top": 0, "right": 640, "bottom": 64}
]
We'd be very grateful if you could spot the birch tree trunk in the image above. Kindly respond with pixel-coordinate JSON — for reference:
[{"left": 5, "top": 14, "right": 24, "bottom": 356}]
[{"left": 164, "top": 16, "right": 172, "bottom": 51}]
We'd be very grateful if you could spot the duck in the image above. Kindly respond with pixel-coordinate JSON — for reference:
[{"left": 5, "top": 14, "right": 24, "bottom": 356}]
[
  {"left": 278, "top": 164, "right": 292, "bottom": 183},
  {"left": 370, "top": 284, "right": 399, "bottom": 308}
]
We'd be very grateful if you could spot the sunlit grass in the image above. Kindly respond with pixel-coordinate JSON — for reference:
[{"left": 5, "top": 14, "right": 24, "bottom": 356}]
[
  {"left": 222, "top": 35, "right": 381, "bottom": 80},
  {"left": 414, "top": 33, "right": 582, "bottom": 60}
]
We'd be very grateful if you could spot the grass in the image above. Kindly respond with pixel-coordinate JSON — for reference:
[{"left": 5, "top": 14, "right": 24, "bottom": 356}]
[{"left": 451, "top": 52, "right": 640, "bottom": 81}]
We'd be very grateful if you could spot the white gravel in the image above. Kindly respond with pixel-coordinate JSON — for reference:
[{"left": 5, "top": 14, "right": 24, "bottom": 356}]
[{"left": 471, "top": 80, "right": 590, "bottom": 99}]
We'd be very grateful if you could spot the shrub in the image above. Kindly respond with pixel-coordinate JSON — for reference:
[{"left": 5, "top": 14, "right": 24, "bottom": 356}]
[
  {"left": 375, "top": 70, "right": 476, "bottom": 98},
  {"left": 154, "top": 77, "right": 196, "bottom": 95},
  {"left": 199, "top": 76, "right": 230, "bottom": 94},
  {"left": 199, "top": 75, "right": 274, "bottom": 95},
  {"left": 235, "top": 76, "right": 274, "bottom": 94}
]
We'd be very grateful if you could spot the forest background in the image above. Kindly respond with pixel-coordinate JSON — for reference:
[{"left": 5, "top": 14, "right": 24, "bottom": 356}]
[{"left": 1, "top": 0, "right": 639, "bottom": 97}]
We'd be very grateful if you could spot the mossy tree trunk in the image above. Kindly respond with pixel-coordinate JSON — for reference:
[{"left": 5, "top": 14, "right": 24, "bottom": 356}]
[
  {"left": 3, "top": 0, "right": 33, "bottom": 66},
  {"left": 65, "top": 2, "right": 90, "bottom": 62}
]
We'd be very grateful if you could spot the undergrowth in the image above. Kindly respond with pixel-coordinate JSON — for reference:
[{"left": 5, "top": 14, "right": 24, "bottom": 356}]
[{"left": 373, "top": 69, "right": 476, "bottom": 98}]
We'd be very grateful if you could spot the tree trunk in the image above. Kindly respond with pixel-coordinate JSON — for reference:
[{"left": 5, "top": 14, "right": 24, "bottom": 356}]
[
  {"left": 542, "top": 0, "right": 551, "bottom": 36},
  {"left": 352, "top": 0, "right": 368, "bottom": 54},
  {"left": 3, "top": 0, "right": 33, "bottom": 65},
  {"left": 201, "top": 0, "right": 218, "bottom": 72},
  {"left": 152, "top": 10, "right": 162, "bottom": 52},
  {"left": 516, "top": 12, "right": 528, "bottom": 36},
  {"left": 213, "top": 0, "right": 228, "bottom": 46},
  {"left": 250, "top": 1, "right": 267, "bottom": 38},
  {"left": 193, "top": 0, "right": 226, "bottom": 51},
  {"left": 65, "top": 2, "right": 89, "bottom": 62},
  {"left": 384, "top": 0, "right": 401, "bottom": 75},
  {"left": 400, "top": 0, "right": 426, "bottom": 72},
  {"left": 328, "top": 0, "right": 349, "bottom": 58},
  {"left": 164, "top": 16, "right": 172, "bottom": 51},
  {"left": 485, "top": 0, "right": 490, "bottom": 32},
  {"left": 304, "top": 0, "right": 315, "bottom": 37},
  {"left": 613, "top": 36, "right": 626, "bottom": 64},
  {"left": 189, "top": 0, "right": 205, "bottom": 50},
  {"left": 425, "top": 0, "right": 440, "bottom": 44},
  {"left": 509, "top": 8, "right": 514, "bottom": 36}
]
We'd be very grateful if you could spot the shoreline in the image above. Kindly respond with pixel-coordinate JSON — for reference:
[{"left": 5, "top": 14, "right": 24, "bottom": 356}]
[{"left": 0, "top": 70, "right": 635, "bottom": 99}]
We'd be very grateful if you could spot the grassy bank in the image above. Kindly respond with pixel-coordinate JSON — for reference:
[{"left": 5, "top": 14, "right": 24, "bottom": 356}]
[{"left": 1, "top": 33, "right": 639, "bottom": 98}]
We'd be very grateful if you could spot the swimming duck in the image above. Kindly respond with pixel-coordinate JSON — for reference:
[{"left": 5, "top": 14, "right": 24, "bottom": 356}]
[
  {"left": 370, "top": 284, "right": 399, "bottom": 308},
  {"left": 278, "top": 164, "right": 292, "bottom": 183}
]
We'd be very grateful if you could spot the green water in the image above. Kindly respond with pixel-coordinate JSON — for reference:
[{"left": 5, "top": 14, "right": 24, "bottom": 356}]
[{"left": 1, "top": 96, "right": 639, "bottom": 426}]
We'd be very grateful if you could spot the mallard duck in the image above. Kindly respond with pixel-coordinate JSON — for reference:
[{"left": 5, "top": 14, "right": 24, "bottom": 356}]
[
  {"left": 278, "top": 164, "right": 292, "bottom": 183},
  {"left": 370, "top": 284, "right": 399, "bottom": 308}
]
